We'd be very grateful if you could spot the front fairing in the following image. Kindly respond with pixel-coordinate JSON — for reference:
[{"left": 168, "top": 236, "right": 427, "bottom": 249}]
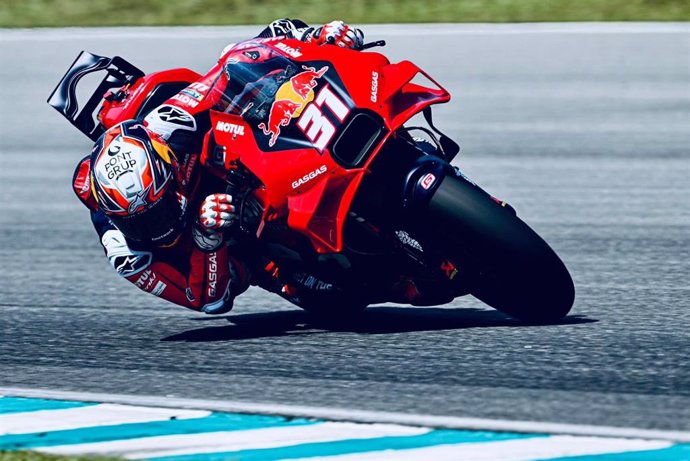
[{"left": 204, "top": 39, "right": 451, "bottom": 253}]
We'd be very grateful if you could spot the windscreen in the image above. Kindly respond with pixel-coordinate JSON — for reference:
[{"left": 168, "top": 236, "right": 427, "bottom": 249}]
[
  {"left": 209, "top": 44, "right": 304, "bottom": 125},
  {"left": 207, "top": 42, "right": 361, "bottom": 154}
]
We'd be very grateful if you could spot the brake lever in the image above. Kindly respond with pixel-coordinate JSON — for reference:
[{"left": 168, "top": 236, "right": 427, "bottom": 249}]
[{"left": 360, "top": 40, "right": 386, "bottom": 50}]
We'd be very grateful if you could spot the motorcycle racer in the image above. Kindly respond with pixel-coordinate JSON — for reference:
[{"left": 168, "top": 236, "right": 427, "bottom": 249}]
[
  {"left": 73, "top": 120, "right": 251, "bottom": 314},
  {"left": 71, "top": 19, "right": 366, "bottom": 314}
]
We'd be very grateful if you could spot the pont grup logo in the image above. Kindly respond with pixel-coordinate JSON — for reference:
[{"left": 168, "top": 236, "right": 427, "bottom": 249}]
[{"left": 258, "top": 65, "right": 329, "bottom": 147}]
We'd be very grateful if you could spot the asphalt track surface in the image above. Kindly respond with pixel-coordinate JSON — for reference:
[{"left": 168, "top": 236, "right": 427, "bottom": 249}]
[{"left": 1, "top": 23, "right": 689, "bottom": 431}]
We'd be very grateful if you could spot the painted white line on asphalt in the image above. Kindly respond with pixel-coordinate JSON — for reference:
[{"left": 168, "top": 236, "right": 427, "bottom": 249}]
[
  {"left": 290, "top": 435, "right": 673, "bottom": 461},
  {"left": 0, "top": 23, "right": 688, "bottom": 42},
  {"left": 3, "top": 387, "right": 690, "bottom": 443},
  {"left": 40, "top": 422, "right": 429, "bottom": 459},
  {"left": 0, "top": 403, "right": 210, "bottom": 435}
]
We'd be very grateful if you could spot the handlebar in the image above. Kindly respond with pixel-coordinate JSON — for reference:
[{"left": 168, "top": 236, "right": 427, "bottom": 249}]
[{"left": 360, "top": 40, "right": 387, "bottom": 50}]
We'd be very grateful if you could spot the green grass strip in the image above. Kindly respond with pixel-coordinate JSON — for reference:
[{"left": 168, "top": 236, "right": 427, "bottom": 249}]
[
  {"left": 0, "top": 451, "right": 120, "bottom": 461},
  {"left": 0, "top": 0, "right": 689, "bottom": 28}
]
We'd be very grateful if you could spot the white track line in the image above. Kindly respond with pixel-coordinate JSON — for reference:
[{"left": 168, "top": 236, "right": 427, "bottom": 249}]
[
  {"left": 0, "top": 403, "right": 209, "bottom": 435},
  {"left": 290, "top": 435, "right": 673, "bottom": 461},
  {"left": 0, "top": 23, "right": 688, "bottom": 42},
  {"left": 40, "top": 422, "right": 428, "bottom": 459},
  {"left": 2, "top": 387, "right": 690, "bottom": 443}
]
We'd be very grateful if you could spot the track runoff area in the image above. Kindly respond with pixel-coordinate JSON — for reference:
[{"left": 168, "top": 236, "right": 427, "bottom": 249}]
[{"left": 1, "top": 389, "right": 689, "bottom": 460}]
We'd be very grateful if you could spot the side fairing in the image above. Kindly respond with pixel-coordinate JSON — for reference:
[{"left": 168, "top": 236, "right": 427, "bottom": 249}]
[{"left": 205, "top": 39, "right": 451, "bottom": 253}]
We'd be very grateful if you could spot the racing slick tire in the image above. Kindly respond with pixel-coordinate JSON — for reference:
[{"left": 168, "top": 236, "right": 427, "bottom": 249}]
[{"left": 427, "top": 175, "right": 575, "bottom": 323}]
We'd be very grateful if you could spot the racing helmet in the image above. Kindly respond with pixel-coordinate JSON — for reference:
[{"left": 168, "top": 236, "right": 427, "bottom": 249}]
[{"left": 90, "top": 120, "right": 188, "bottom": 246}]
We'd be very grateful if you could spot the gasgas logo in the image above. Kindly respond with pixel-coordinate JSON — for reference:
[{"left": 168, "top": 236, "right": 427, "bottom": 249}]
[
  {"left": 292, "top": 165, "right": 327, "bottom": 189},
  {"left": 207, "top": 252, "right": 217, "bottom": 297},
  {"left": 258, "top": 64, "right": 350, "bottom": 152},
  {"left": 370, "top": 71, "right": 379, "bottom": 103}
]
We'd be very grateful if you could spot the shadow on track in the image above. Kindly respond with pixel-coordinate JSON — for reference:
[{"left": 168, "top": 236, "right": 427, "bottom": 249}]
[{"left": 162, "top": 306, "right": 596, "bottom": 342}]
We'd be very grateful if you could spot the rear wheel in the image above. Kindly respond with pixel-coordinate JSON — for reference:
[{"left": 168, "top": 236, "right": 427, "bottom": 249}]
[{"left": 426, "top": 175, "right": 575, "bottom": 322}]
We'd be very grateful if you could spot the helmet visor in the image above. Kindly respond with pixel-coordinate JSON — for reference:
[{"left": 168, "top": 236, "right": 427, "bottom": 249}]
[{"left": 109, "top": 188, "right": 187, "bottom": 245}]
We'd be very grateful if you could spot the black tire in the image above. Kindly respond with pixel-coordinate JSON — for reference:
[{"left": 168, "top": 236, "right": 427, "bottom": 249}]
[{"left": 427, "top": 175, "right": 575, "bottom": 322}]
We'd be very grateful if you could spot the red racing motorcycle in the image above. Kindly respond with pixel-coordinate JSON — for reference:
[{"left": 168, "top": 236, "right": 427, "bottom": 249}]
[{"left": 49, "top": 37, "right": 574, "bottom": 322}]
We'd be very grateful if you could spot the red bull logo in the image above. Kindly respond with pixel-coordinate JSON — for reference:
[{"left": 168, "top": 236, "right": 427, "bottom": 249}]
[
  {"left": 291, "top": 65, "right": 328, "bottom": 100},
  {"left": 257, "top": 65, "right": 329, "bottom": 146},
  {"left": 258, "top": 99, "right": 303, "bottom": 147}
]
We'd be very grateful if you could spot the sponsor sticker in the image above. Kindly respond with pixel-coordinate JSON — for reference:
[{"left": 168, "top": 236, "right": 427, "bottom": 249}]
[
  {"left": 370, "top": 71, "right": 379, "bottom": 103},
  {"left": 275, "top": 42, "right": 302, "bottom": 58},
  {"left": 258, "top": 65, "right": 345, "bottom": 149},
  {"left": 295, "top": 273, "right": 334, "bottom": 291},
  {"left": 243, "top": 50, "right": 260, "bottom": 60},
  {"left": 215, "top": 120, "right": 245, "bottom": 136},
  {"left": 172, "top": 93, "right": 199, "bottom": 108},
  {"left": 99, "top": 142, "right": 139, "bottom": 181},
  {"left": 155, "top": 105, "right": 196, "bottom": 127},
  {"left": 258, "top": 99, "right": 303, "bottom": 147},
  {"left": 80, "top": 175, "right": 90, "bottom": 193},
  {"left": 189, "top": 82, "right": 209, "bottom": 92},
  {"left": 292, "top": 165, "right": 327, "bottom": 189},
  {"left": 180, "top": 88, "right": 203, "bottom": 102},
  {"left": 134, "top": 269, "right": 159, "bottom": 292},
  {"left": 421, "top": 173, "right": 436, "bottom": 190},
  {"left": 207, "top": 252, "right": 218, "bottom": 297},
  {"left": 112, "top": 253, "right": 152, "bottom": 277},
  {"left": 151, "top": 280, "right": 167, "bottom": 296},
  {"left": 134, "top": 269, "right": 153, "bottom": 289}
]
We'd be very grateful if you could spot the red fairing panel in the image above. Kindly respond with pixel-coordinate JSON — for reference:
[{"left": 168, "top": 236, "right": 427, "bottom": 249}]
[
  {"left": 146, "top": 38, "right": 451, "bottom": 254},
  {"left": 99, "top": 68, "right": 202, "bottom": 130}
]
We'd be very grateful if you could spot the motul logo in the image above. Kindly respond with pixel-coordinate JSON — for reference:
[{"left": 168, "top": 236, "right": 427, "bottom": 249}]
[
  {"left": 171, "top": 93, "right": 199, "bottom": 108},
  {"left": 215, "top": 121, "right": 245, "bottom": 136},
  {"left": 275, "top": 42, "right": 302, "bottom": 58},
  {"left": 134, "top": 270, "right": 153, "bottom": 289}
]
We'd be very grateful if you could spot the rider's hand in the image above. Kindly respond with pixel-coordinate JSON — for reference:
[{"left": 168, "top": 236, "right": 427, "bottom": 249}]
[
  {"left": 199, "top": 194, "right": 236, "bottom": 232},
  {"left": 307, "top": 21, "right": 364, "bottom": 50},
  {"left": 193, "top": 194, "right": 235, "bottom": 251}
]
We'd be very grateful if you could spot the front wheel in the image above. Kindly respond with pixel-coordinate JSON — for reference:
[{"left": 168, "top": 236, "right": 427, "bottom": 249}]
[{"left": 426, "top": 175, "right": 575, "bottom": 322}]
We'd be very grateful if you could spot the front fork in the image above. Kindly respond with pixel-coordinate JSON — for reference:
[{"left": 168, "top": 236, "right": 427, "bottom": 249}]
[
  {"left": 401, "top": 153, "right": 514, "bottom": 217},
  {"left": 398, "top": 152, "right": 517, "bottom": 299},
  {"left": 401, "top": 155, "right": 455, "bottom": 212}
]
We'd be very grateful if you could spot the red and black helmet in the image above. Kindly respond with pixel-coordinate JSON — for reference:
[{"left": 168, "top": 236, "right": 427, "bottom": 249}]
[{"left": 90, "top": 120, "right": 188, "bottom": 245}]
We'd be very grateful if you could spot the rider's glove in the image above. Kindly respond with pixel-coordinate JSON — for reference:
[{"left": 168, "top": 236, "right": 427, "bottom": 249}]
[
  {"left": 306, "top": 21, "right": 364, "bottom": 50},
  {"left": 199, "top": 193, "right": 236, "bottom": 231},
  {"left": 193, "top": 194, "right": 236, "bottom": 251}
]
